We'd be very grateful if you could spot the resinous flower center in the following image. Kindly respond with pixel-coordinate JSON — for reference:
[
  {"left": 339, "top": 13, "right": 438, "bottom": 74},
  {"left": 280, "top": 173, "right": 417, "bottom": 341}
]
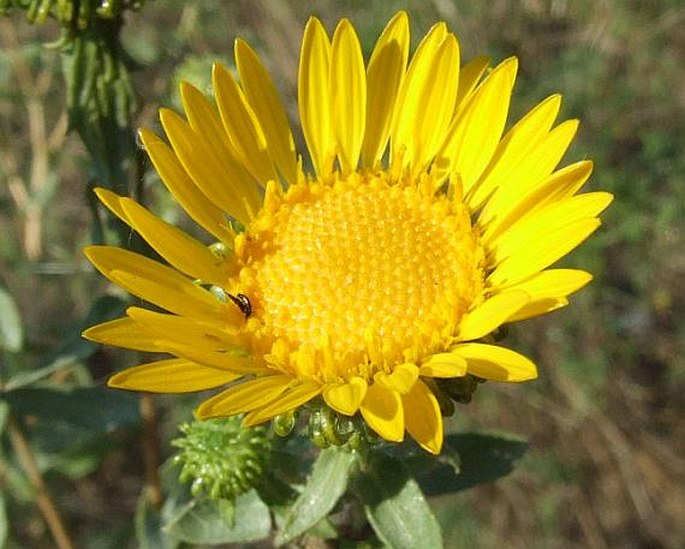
[{"left": 235, "top": 172, "right": 485, "bottom": 370}]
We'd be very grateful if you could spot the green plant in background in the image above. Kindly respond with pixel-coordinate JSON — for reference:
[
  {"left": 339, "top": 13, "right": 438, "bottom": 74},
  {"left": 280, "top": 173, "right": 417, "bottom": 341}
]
[{"left": 1, "top": 2, "right": 683, "bottom": 548}]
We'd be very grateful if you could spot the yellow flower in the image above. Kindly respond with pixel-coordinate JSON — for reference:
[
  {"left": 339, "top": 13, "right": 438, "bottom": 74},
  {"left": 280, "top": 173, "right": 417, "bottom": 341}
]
[{"left": 84, "top": 12, "right": 611, "bottom": 454}]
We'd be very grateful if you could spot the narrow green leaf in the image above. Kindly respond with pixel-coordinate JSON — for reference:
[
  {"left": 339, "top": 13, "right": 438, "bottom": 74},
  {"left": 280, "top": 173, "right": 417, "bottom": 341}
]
[
  {"left": 412, "top": 432, "right": 528, "bottom": 496},
  {"left": 5, "top": 386, "right": 140, "bottom": 433},
  {"left": 356, "top": 453, "right": 443, "bottom": 549},
  {"left": 4, "top": 295, "right": 127, "bottom": 391},
  {"left": 276, "top": 448, "right": 357, "bottom": 545},
  {"left": 164, "top": 490, "right": 270, "bottom": 544},
  {"left": 0, "top": 286, "right": 22, "bottom": 352}
]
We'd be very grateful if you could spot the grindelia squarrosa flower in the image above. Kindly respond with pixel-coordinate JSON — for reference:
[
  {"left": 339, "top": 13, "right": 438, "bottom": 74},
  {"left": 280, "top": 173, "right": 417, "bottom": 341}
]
[{"left": 84, "top": 11, "right": 611, "bottom": 454}]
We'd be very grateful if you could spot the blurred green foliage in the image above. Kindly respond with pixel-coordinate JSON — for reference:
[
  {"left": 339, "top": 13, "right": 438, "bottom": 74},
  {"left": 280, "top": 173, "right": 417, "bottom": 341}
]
[{"left": 0, "top": 1, "right": 683, "bottom": 547}]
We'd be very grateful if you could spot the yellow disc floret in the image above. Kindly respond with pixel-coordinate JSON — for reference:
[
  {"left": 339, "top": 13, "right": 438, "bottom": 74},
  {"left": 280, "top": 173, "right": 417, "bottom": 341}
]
[{"left": 233, "top": 172, "right": 485, "bottom": 382}]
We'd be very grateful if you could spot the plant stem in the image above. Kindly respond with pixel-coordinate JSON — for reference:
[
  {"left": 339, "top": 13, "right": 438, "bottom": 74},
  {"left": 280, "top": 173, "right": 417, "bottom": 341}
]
[
  {"left": 7, "top": 415, "right": 75, "bottom": 549},
  {"left": 140, "top": 394, "right": 163, "bottom": 509}
]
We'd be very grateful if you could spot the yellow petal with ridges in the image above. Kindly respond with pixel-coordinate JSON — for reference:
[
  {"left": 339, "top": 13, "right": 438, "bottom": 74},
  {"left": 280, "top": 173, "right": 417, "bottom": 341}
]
[
  {"left": 196, "top": 375, "right": 292, "bottom": 418},
  {"left": 82, "top": 317, "right": 160, "bottom": 352},
  {"left": 163, "top": 342, "right": 257, "bottom": 374},
  {"left": 402, "top": 380, "right": 443, "bottom": 454},
  {"left": 509, "top": 297, "right": 569, "bottom": 322},
  {"left": 84, "top": 246, "right": 227, "bottom": 320},
  {"left": 109, "top": 358, "right": 240, "bottom": 393},
  {"left": 94, "top": 187, "right": 129, "bottom": 224},
  {"left": 455, "top": 55, "right": 490, "bottom": 110},
  {"left": 489, "top": 218, "right": 602, "bottom": 288},
  {"left": 323, "top": 376, "right": 368, "bottom": 415},
  {"left": 458, "top": 290, "right": 530, "bottom": 341},
  {"left": 478, "top": 118, "right": 579, "bottom": 226},
  {"left": 419, "top": 352, "right": 467, "bottom": 378},
  {"left": 126, "top": 306, "right": 240, "bottom": 350},
  {"left": 331, "top": 19, "right": 366, "bottom": 174},
  {"left": 120, "top": 198, "right": 229, "bottom": 286},
  {"left": 489, "top": 192, "right": 613, "bottom": 265},
  {"left": 453, "top": 343, "right": 537, "bottom": 381},
  {"left": 160, "top": 108, "right": 260, "bottom": 224},
  {"left": 138, "top": 129, "right": 235, "bottom": 243},
  {"left": 360, "top": 382, "right": 404, "bottom": 442},
  {"left": 391, "top": 25, "right": 458, "bottom": 171},
  {"left": 212, "top": 63, "right": 279, "bottom": 186},
  {"left": 299, "top": 17, "right": 333, "bottom": 177},
  {"left": 466, "top": 94, "right": 561, "bottom": 211},
  {"left": 179, "top": 81, "right": 236, "bottom": 171},
  {"left": 374, "top": 363, "right": 419, "bottom": 394},
  {"left": 362, "top": 10, "right": 409, "bottom": 168},
  {"left": 235, "top": 38, "right": 298, "bottom": 185},
  {"left": 434, "top": 57, "right": 517, "bottom": 192},
  {"left": 244, "top": 382, "right": 322, "bottom": 426},
  {"left": 505, "top": 269, "right": 592, "bottom": 322},
  {"left": 481, "top": 160, "right": 594, "bottom": 245}
]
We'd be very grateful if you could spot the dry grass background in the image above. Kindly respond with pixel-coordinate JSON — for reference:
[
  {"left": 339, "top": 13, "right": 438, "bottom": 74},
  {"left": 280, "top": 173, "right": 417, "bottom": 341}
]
[{"left": 1, "top": 0, "right": 684, "bottom": 547}]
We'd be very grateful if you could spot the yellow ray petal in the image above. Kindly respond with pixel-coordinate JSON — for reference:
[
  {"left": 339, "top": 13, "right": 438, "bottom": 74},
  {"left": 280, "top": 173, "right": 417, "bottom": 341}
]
[
  {"left": 434, "top": 57, "right": 517, "bottom": 192},
  {"left": 179, "top": 81, "right": 236, "bottom": 172},
  {"left": 505, "top": 269, "right": 591, "bottom": 321},
  {"left": 455, "top": 55, "right": 490, "bottom": 110},
  {"left": 509, "top": 297, "right": 569, "bottom": 322},
  {"left": 458, "top": 290, "right": 530, "bottom": 341},
  {"left": 126, "top": 306, "right": 241, "bottom": 350},
  {"left": 374, "top": 363, "right": 419, "bottom": 394},
  {"left": 94, "top": 187, "right": 129, "bottom": 223},
  {"left": 235, "top": 38, "right": 298, "bottom": 185},
  {"left": 138, "top": 129, "right": 235, "bottom": 243},
  {"left": 478, "top": 118, "right": 579, "bottom": 226},
  {"left": 298, "top": 16, "right": 334, "bottom": 177},
  {"left": 489, "top": 218, "right": 602, "bottom": 288},
  {"left": 362, "top": 10, "right": 409, "bottom": 168},
  {"left": 323, "top": 376, "right": 368, "bottom": 416},
  {"left": 391, "top": 26, "right": 459, "bottom": 171},
  {"left": 489, "top": 192, "right": 613, "bottom": 265},
  {"left": 466, "top": 94, "right": 562, "bottom": 211},
  {"left": 418, "top": 352, "right": 467, "bottom": 378},
  {"left": 244, "top": 382, "right": 322, "bottom": 426},
  {"left": 481, "top": 160, "right": 594, "bottom": 245},
  {"left": 163, "top": 342, "right": 257, "bottom": 374},
  {"left": 196, "top": 375, "right": 292, "bottom": 418},
  {"left": 109, "top": 358, "right": 240, "bottom": 393},
  {"left": 402, "top": 380, "right": 443, "bottom": 454},
  {"left": 84, "top": 246, "right": 228, "bottom": 320},
  {"left": 359, "top": 382, "right": 404, "bottom": 442},
  {"left": 212, "top": 63, "right": 279, "bottom": 186},
  {"left": 119, "top": 198, "right": 229, "bottom": 286},
  {"left": 159, "top": 108, "right": 260, "bottom": 224},
  {"left": 453, "top": 343, "right": 537, "bottom": 381},
  {"left": 82, "top": 317, "right": 160, "bottom": 352},
  {"left": 331, "top": 18, "right": 366, "bottom": 174}
]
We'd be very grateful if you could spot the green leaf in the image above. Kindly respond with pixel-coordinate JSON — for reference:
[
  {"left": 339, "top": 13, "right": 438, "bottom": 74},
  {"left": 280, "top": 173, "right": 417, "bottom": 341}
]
[
  {"left": 412, "top": 432, "right": 529, "bottom": 496},
  {"left": 0, "top": 286, "right": 22, "bottom": 352},
  {"left": 135, "top": 491, "right": 178, "bottom": 549},
  {"left": 164, "top": 490, "right": 270, "bottom": 544},
  {"left": 276, "top": 448, "right": 357, "bottom": 545},
  {"left": 4, "top": 295, "right": 127, "bottom": 391},
  {"left": 355, "top": 453, "right": 443, "bottom": 549},
  {"left": 5, "top": 386, "right": 139, "bottom": 434}
]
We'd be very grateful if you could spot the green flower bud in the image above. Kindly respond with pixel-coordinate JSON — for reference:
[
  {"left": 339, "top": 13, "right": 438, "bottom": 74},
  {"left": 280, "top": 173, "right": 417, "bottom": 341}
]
[{"left": 172, "top": 417, "right": 271, "bottom": 501}]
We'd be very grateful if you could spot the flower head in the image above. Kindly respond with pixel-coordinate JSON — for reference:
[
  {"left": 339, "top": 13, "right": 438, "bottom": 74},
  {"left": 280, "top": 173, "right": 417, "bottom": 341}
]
[{"left": 84, "top": 12, "right": 611, "bottom": 454}]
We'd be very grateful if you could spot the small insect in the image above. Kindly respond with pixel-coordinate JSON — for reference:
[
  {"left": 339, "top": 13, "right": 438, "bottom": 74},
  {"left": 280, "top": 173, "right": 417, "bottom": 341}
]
[{"left": 226, "top": 292, "right": 252, "bottom": 319}]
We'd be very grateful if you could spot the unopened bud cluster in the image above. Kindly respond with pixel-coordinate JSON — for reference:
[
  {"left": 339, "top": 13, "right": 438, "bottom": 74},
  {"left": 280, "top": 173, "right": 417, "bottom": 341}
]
[
  {"left": 274, "top": 400, "right": 379, "bottom": 452},
  {"left": 172, "top": 417, "right": 271, "bottom": 501}
]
